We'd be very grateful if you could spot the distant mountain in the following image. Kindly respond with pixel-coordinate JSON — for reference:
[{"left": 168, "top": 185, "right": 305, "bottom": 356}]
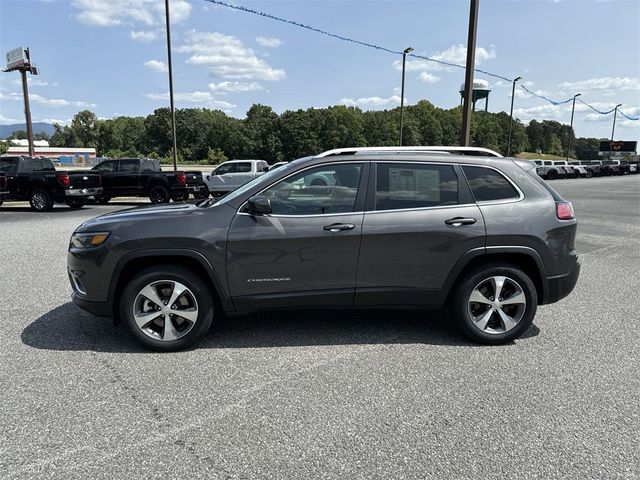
[{"left": 0, "top": 122, "right": 56, "bottom": 139}]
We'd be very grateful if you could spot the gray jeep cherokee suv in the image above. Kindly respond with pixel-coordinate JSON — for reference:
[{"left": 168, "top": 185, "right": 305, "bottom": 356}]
[{"left": 68, "top": 147, "right": 580, "bottom": 351}]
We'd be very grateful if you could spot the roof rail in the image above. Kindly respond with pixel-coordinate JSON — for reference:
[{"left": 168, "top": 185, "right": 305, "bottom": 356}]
[{"left": 316, "top": 146, "right": 503, "bottom": 158}]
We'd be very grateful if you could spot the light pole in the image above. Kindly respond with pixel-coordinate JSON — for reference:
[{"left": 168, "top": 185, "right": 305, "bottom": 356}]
[
  {"left": 566, "top": 93, "right": 581, "bottom": 161},
  {"left": 461, "top": 0, "right": 479, "bottom": 146},
  {"left": 609, "top": 103, "right": 622, "bottom": 159},
  {"left": 165, "top": 0, "right": 178, "bottom": 171},
  {"left": 399, "top": 46, "right": 413, "bottom": 146},
  {"left": 506, "top": 75, "right": 522, "bottom": 157}
]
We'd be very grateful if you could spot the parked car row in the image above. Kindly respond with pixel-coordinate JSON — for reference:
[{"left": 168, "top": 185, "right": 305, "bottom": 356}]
[
  {"left": 534, "top": 159, "right": 639, "bottom": 180},
  {"left": 0, "top": 156, "right": 209, "bottom": 211}
]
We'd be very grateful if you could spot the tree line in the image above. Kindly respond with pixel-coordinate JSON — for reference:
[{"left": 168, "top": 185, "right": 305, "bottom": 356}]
[{"left": 5, "top": 101, "right": 604, "bottom": 163}]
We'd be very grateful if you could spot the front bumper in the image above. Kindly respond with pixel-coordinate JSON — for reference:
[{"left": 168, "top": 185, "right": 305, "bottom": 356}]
[
  {"left": 543, "top": 258, "right": 581, "bottom": 304},
  {"left": 66, "top": 187, "right": 103, "bottom": 197},
  {"left": 72, "top": 292, "right": 112, "bottom": 317}
]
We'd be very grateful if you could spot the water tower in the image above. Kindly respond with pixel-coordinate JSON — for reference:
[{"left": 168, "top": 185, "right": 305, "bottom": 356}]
[{"left": 459, "top": 79, "right": 491, "bottom": 111}]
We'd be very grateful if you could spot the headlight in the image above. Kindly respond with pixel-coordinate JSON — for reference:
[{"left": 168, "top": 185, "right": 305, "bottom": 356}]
[{"left": 70, "top": 232, "right": 110, "bottom": 249}]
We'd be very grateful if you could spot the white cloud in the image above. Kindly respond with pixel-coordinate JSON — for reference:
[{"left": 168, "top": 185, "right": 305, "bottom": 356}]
[
  {"left": 396, "top": 44, "right": 496, "bottom": 73},
  {"left": 513, "top": 104, "right": 563, "bottom": 121},
  {"left": 178, "top": 31, "right": 286, "bottom": 81},
  {"left": 72, "top": 0, "right": 191, "bottom": 27},
  {"left": 338, "top": 95, "right": 403, "bottom": 108},
  {"left": 35, "top": 117, "right": 70, "bottom": 125},
  {"left": 146, "top": 91, "right": 236, "bottom": 110},
  {"left": 208, "top": 81, "right": 264, "bottom": 93},
  {"left": 255, "top": 36, "right": 283, "bottom": 48},
  {"left": 144, "top": 59, "right": 168, "bottom": 73},
  {"left": 418, "top": 72, "right": 441, "bottom": 84},
  {"left": 131, "top": 30, "right": 159, "bottom": 42},
  {"left": 0, "top": 114, "right": 19, "bottom": 124},
  {"left": 0, "top": 92, "right": 94, "bottom": 108},
  {"left": 559, "top": 77, "right": 640, "bottom": 93},
  {"left": 12, "top": 78, "right": 57, "bottom": 87}
]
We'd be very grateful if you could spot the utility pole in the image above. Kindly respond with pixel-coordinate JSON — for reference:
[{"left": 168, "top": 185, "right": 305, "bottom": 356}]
[
  {"left": 165, "top": 0, "right": 178, "bottom": 171},
  {"left": 609, "top": 103, "right": 622, "bottom": 160},
  {"left": 399, "top": 47, "right": 413, "bottom": 146},
  {"left": 566, "top": 93, "right": 581, "bottom": 161},
  {"left": 4, "top": 47, "right": 38, "bottom": 156},
  {"left": 506, "top": 76, "right": 522, "bottom": 157},
  {"left": 460, "top": 0, "right": 479, "bottom": 146}
]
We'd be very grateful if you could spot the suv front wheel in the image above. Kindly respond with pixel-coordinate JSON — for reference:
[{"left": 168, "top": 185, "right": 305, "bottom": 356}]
[
  {"left": 120, "top": 265, "right": 214, "bottom": 351},
  {"left": 451, "top": 264, "right": 537, "bottom": 344}
]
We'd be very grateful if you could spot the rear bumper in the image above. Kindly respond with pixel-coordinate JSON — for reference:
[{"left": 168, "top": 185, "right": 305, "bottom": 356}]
[
  {"left": 66, "top": 187, "right": 103, "bottom": 197},
  {"left": 542, "top": 258, "right": 580, "bottom": 304},
  {"left": 187, "top": 185, "right": 206, "bottom": 193}
]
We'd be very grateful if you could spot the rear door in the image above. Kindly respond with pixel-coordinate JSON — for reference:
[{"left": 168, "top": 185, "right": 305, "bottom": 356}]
[
  {"left": 93, "top": 160, "right": 118, "bottom": 193},
  {"left": 226, "top": 162, "right": 367, "bottom": 310},
  {"left": 230, "top": 161, "right": 255, "bottom": 187},
  {"left": 355, "top": 161, "right": 486, "bottom": 307},
  {"left": 113, "top": 159, "right": 140, "bottom": 195}
]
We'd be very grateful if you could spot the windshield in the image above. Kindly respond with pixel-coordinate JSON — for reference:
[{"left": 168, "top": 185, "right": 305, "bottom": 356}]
[
  {"left": 209, "top": 157, "right": 310, "bottom": 207},
  {"left": 0, "top": 158, "right": 18, "bottom": 174}
]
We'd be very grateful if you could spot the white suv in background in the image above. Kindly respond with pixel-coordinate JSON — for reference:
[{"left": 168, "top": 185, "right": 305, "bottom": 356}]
[{"left": 204, "top": 159, "right": 269, "bottom": 196}]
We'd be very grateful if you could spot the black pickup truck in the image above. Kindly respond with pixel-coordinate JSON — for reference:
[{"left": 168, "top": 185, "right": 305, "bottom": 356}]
[
  {"left": 91, "top": 158, "right": 206, "bottom": 204},
  {"left": 0, "top": 156, "right": 102, "bottom": 211},
  {"left": 0, "top": 171, "right": 7, "bottom": 205}
]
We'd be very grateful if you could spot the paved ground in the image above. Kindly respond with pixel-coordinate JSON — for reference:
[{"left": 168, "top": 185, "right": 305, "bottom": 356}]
[{"left": 1, "top": 176, "right": 639, "bottom": 479}]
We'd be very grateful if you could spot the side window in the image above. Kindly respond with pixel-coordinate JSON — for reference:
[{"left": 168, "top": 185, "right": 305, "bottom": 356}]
[
  {"left": 41, "top": 158, "right": 55, "bottom": 171},
  {"left": 95, "top": 161, "right": 115, "bottom": 172},
  {"left": 236, "top": 162, "right": 252, "bottom": 173},
  {"left": 29, "top": 159, "right": 44, "bottom": 170},
  {"left": 462, "top": 166, "right": 520, "bottom": 202},
  {"left": 257, "top": 162, "right": 268, "bottom": 172},
  {"left": 215, "top": 163, "right": 236, "bottom": 175},
  {"left": 261, "top": 163, "right": 362, "bottom": 215},
  {"left": 375, "top": 163, "right": 458, "bottom": 211},
  {"left": 119, "top": 160, "right": 138, "bottom": 173}
]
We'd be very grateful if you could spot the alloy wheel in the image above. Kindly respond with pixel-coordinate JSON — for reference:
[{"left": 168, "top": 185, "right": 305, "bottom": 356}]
[
  {"left": 467, "top": 275, "right": 526, "bottom": 334},
  {"left": 132, "top": 280, "right": 199, "bottom": 341}
]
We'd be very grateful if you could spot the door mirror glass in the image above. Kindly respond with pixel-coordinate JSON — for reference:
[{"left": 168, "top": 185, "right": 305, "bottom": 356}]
[{"left": 246, "top": 195, "right": 272, "bottom": 215}]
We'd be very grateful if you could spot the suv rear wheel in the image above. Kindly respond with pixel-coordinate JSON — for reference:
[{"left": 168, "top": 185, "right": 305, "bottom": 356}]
[
  {"left": 66, "top": 198, "right": 86, "bottom": 209},
  {"left": 120, "top": 265, "right": 214, "bottom": 351},
  {"left": 451, "top": 264, "right": 537, "bottom": 344}
]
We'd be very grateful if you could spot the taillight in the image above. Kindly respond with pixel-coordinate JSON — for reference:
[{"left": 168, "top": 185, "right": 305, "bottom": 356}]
[
  {"left": 176, "top": 173, "right": 186, "bottom": 185},
  {"left": 56, "top": 173, "right": 71, "bottom": 187},
  {"left": 556, "top": 201, "right": 575, "bottom": 220}
]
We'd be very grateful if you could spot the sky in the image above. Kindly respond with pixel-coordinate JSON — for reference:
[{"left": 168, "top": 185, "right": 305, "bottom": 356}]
[{"left": 0, "top": 0, "right": 639, "bottom": 140}]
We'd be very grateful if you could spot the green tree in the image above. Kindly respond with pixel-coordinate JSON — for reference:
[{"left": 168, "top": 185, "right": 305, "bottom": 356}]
[{"left": 70, "top": 110, "right": 99, "bottom": 147}]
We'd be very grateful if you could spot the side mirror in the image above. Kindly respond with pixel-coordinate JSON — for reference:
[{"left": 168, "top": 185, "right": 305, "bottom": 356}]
[{"left": 246, "top": 195, "right": 271, "bottom": 215}]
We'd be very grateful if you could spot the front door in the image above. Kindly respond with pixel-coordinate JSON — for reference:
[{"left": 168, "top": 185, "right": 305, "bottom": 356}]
[
  {"left": 93, "top": 160, "right": 117, "bottom": 194},
  {"left": 226, "top": 162, "right": 368, "bottom": 311},
  {"left": 355, "top": 162, "right": 486, "bottom": 306},
  {"left": 111, "top": 159, "right": 140, "bottom": 196}
]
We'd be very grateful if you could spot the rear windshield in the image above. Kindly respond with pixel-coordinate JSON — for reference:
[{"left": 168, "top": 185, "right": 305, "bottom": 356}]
[{"left": 0, "top": 158, "right": 18, "bottom": 174}]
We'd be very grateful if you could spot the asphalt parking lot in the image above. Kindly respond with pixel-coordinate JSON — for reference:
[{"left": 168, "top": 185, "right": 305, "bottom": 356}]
[{"left": 1, "top": 176, "right": 639, "bottom": 479}]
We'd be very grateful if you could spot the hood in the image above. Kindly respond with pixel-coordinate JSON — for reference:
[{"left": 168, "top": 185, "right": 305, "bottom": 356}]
[{"left": 77, "top": 201, "right": 201, "bottom": 232}]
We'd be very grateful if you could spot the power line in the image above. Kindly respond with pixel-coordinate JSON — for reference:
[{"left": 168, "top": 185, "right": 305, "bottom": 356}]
[{"left": 202, "top": 0, "right": 638, "bottom": 121}]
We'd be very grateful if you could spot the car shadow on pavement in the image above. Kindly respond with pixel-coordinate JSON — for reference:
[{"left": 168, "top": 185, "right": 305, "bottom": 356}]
[{"left": 21, "top": 302, "right": 540, "bottom": 353}]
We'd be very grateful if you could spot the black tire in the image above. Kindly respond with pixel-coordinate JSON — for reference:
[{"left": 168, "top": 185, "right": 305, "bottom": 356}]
[
  {"left": 66, "top": 198, "right": 86, "bottom": 209},
  {"left": 149, "top": 185, "right": 170, "bottom": 204},
  {"left": 193, "top": 187, "right": 209, "bottom": 199},
  {"left": 585, "top": 169, "right": 593, "bottom": 178},
  {"left": 120, "top": 265, "right": 215, "bottom": 351},
  {"left": 546, "top": 170, "right": 558, "bottom": 180},
  {"left": 29, "top": 188, "right": 54, "bottom": 212},
  {"left": 94, "top": 195, "right": 112, "bottom": 204},
  {"left": 171, "top": 191, "right": 189, "bottom": 202},
  {"left": 450, "top": 263, "right": 538, "bottom": 345}
]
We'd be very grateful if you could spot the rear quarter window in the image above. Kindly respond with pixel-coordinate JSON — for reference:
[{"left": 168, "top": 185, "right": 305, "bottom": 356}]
[{"left": 462, "top": 166, "right": 520, "bottom": 202}]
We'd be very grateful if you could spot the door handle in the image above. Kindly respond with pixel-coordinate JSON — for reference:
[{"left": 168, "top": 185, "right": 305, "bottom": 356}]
[
  {"left": 444, "top": 217, "right": 477, "bottom": 226},
  {"left": 323, "top": 223, "right": 356, "bottom": 232}
]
